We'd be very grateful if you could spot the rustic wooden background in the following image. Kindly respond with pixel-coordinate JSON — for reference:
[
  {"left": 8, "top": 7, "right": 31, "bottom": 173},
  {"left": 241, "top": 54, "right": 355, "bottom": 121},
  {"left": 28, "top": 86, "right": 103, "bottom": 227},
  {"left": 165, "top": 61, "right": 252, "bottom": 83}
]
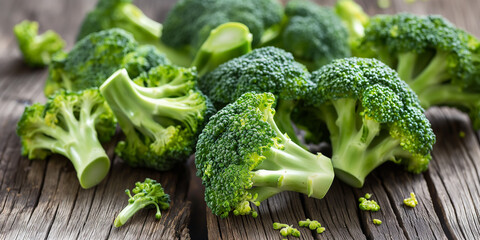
[{"left": 0, "top": 0, "right": 479, "bottom": 239}]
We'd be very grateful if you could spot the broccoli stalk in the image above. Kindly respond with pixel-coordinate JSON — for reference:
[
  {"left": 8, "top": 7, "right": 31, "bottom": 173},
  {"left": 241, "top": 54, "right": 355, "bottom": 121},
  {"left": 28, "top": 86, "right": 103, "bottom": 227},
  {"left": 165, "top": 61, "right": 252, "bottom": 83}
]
[
  {"left": 100, "top": 67, "right": 213, "bottom": 170},
  {"left": 196, "top": 92, "right": 334, "bottom": 217},
  {"left": 114, "top": 178, "right": 170, "bottom": 227},
  {"left": 13, "top": 20, "right": 65, "bottom": 67},
  {"left": 16, "top": 89, "right": 116, "bottom": 189},
  {"left": 335, "top": 0, "right": 369, "bottom": 50}
]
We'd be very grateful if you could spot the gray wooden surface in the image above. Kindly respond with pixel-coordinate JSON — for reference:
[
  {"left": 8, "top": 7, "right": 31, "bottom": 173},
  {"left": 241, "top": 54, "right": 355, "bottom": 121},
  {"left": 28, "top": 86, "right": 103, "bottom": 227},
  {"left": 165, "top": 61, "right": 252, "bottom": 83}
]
[{"left": 0, "top": 0, "right": 479, "bottom": 239}]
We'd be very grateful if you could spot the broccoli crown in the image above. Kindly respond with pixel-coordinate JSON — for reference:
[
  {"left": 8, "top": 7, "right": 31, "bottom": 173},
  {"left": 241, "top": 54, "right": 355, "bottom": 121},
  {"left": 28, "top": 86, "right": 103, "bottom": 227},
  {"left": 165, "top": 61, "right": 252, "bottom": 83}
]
[
  {"left": 16, "top": 89, "right": 116, "bottom": 188},
  {"left": 13, "top": 20, "right": 65, "bottom": 67},
  {"left": 46, "top": 29, "right": 168, "bottom": 96},
  {"left": 308, "top": 58, "right": 435, "bottom": 187},
  {"left": 200, "top": 47, "right": 312, "bottom": 108},
  {"left": 161, "top": 0, "right": 283, "bottom": 49},
  {"left": 362, "top": 13, "right": 480, "bottom": 90},
  {"left": 114, "top": 178, "right": 170, "bottom": 227},
  {"left": 281, "top": 0, "right": 350, "bottom": 70},
  {"left": 100, "top": 67, "right": 214, "bottom": 171},
  {"left": 195, "top": 92, "right": 334, "bottom": 217}
]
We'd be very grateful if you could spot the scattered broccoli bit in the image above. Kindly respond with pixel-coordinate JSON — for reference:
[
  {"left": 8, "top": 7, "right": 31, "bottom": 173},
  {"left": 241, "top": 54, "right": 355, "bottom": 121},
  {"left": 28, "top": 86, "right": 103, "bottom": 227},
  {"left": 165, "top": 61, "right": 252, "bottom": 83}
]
[
  {"left": 195, "top": 92, "right": 334, "bottom": 217},
  {"left": 162, "top": 0, "right": 283, "bottom": 50},
  {"left": 403, "top": 192, "right": 418, "bottom": 208},
  {"left": 273, "top": 223, "right": 301, "bottom": 237},
  {"left": 278, "top": 0, "right": 350, "bottom": 70},
  {"left": 299, "top": 219, "right": 325, "bottom": 234},
  {"left": 359, "top": 13, "right": 480, "bottom": 129},
  {"left": 303, "top": 57, "right": 435, "bottom": 187},
  {"left": 114, "top": 178, "right": 170, "bottom": 227},
  {"left": 13, "top": 20, "right": 65, "bottom": 67},
  {"left": 100, "top": 67, "right": 214, "bottom": 171},
  {"left": 16, "top": 89, "right": 116, "bottom": 189},
  {"left": 373, "top": 219, "right": 383, "bottom": 225},
  {"left": 45, "top": 28, "right": 169, "bottom": 96},
  {"left": 459, "top": 131, "right": 466, "bottom": 138},
  {"left": 200, "top": 47, "right": 313, "bottom": 146},
  {"left": 364, "top": 193, "right": 372, "bottom": 199},
  {"left": 359, "top": 195, "right": 381, "bottom": 212},
  {"left": 377, "top": 0, "right": 391, "bottom": 9}
]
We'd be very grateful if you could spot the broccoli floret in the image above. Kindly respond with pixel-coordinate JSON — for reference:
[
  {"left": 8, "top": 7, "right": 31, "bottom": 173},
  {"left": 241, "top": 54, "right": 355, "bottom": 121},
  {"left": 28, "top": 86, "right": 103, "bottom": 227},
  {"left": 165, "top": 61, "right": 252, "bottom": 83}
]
[
  {"left": 359, "top": 194, "right": 380, "bottom": 211},
  {"left": 298, "top": 219, "right": 325, "bottom": 234},
  {"left": 373, "top": 219, "right": 383, "bottom": 225},
  {"left": 45, "top": 28, "right": 169, "bottom": 96},
  {"left": 200, "top": 47, "right": 312, "bottom": 146},
  {"left": 162, "top": 0, "right": 283, "bottom": 50},
  {"left": 305, "top": 58, "right": 435, "bottom": 188},
  {"left": 335, "top": 0, "right": 369, "bottom": 50},
  {"left": 114, "top": 178, "right": 170, "bottom": 227},
  {"left": 276, "top": 0, "right": 350, "bottom": 70},
  {"left": 403, "top": 192, "right": 418, "bottom": 207},
  {"left": 100, "top": 67, "right": 214, "bottom": 171},
  {"left": 13, "top": 20, "right": 65, "bottom": 67},
  {"left": 16, "top": 89, "right": 116, "bottom": 189},
  {"left": 359, "top": 14, "right": 480, "bottom": 128},
  {"left": 195, "top": 92, "right": 334, "bottom": 217},
  {"left": 273, "top": 222, "right": 301, "bottom": 237}
]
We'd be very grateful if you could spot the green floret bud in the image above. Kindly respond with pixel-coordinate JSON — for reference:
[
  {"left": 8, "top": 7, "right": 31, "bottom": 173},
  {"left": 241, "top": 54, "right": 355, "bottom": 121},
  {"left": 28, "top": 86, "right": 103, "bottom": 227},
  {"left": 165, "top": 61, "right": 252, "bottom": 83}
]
[
  {"left": 16, "top": 89, "right": 116, "bottom": 189},
  {"left": 195, "top": 92, "right": 334, "bottom": 217},
  {"left": 100, "top": 67, "right": 214, "bottom": 171},
  {"left": 45, "top": 28, "right": 168, "bottom": 96},
  {"left": 359, "top": 196, "right": 380, "bottom": 212},
  {"left": 373, "top": 219, "right": 382, "bottom": 225},
  {"left": 114, "top": 178, "right": 170, "bottom": 227},
  {"left": 403, "top": 192, "right": 418, "bottom": 207},
  {"left": 13, "top": 20, "right": 65, "bottom": 67},
  {"left": 359, "top": 13, "right": 480, "bottom": 129},
  {"left": 299, "top": 218, "right": 323, "bottom": 232},
  {"left": 306, "top": 58, "right": 435, "bottom": 187},
  {"left": 279, "top": 0, "right": 350, "bottom": 70},
  {"left": 273, "top": 223, "right": 301, "bottom": 237}
]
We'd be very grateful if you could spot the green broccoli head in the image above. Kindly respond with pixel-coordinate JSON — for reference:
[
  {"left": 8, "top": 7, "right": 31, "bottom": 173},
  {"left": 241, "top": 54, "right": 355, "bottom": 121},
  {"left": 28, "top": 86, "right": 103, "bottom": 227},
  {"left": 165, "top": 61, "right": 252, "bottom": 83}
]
[
  {"left": 114, "top": 178, "right": 170, "bottom": 227},
  {"left": 195, "top": 92, "right": 334, "bottom": 218},
  {"left": 45, "top": 28, "right": 168, "bottom": 96},
  {"left": 280, "top": 0, "right": 350, "bottom": 70},
  {"left": 100, "top": 67, "right": 215, "bottom": 171},
  {"left": 307, "top": 57, "right": 435, "bottom": 188},
  {"left": 16, "top": 89, "right": 116, "bottom": 189},
  {"left": 161, "top": 0, "right": 283, "bottom": 49},
  {"left": 359, "top": 14, "right": 480, "bottom": 128},
  {"left": 13, "top": 20, "right": 65, "bottom": 67}
]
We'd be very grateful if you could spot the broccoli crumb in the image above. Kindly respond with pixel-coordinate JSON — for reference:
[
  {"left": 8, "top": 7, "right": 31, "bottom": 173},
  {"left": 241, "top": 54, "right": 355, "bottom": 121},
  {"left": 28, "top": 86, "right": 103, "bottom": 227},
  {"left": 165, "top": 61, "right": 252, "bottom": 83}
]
[
  {"left": 459, "top": 131, "right": 466, "bottom": 138},
  {"left": 403, "top": 192, "right": 418, "bottom": 208},
  {"left": 373, "top": 219, "right": 382, "bottom": 225},
  {"left": 359, "top": 194, "right": 380, "bottom": 211},
  {"left": 273, "top": 222, "right": 300, "bottom": 237},
  {"left": 377, "top": 0, "right": 390, "bottom": 9},
  {"left": 299, "top": 219, "right": 325, "bottom": 234}
]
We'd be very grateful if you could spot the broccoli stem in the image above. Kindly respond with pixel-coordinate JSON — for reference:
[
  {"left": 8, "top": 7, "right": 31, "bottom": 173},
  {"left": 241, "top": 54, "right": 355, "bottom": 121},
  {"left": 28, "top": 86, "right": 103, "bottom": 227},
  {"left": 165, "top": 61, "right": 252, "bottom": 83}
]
[
  {"left": 410, "top": 51, "right": 450, "bottom": 92},
  {"left": 396, "top": 52, "right": 417, "bottom": 82},
  {"left": 250, "top": 108, "right": 334, "bottom": 199},
  {"left": 417, "top": 84, "right": 480, "bottom": 109},
  {"left": 273, "top": 99, "right": 304, "bottom": 147},
  {"left": 114, "top": 198, "right": 159, "bottom": 227}
]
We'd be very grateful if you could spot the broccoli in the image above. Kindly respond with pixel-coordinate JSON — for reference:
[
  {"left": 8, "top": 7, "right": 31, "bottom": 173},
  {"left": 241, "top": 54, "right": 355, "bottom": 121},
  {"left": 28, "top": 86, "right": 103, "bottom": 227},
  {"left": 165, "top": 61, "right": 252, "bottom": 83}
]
[
  {"left": 13, "top": 20, "right": 65, "bottom": 67},
  {"left": 403, "top": 192, "right": 418, "bottom": 207},
  {"left": 16, "top": 89, "right": 116, "bottom": 189},
  {"left": 373, "top": 219, "right": 383, "bottom": 225},
  {"left": 114, "top": 178, "right": 170, "bottom": 227},
  {"left": 304, "top": 58, "right": 435, "bottom": 188},
  {"left": 45, "top": 28, "right": 169, "bottom": 96},
  {"left": 195, "top": 92, "right": 334, "bottom": 217},
  {"left": 298, "top": 219, "right": 325, "bottom": 234},
  {"left": 200, "top": 47, "right": 312, "bottom": 146},
  {"left": 78, "top": 0, "right": 253, "bottom": 69},
  {"left": 99, "top": 67, "right": 214, "bottom": 171},
  {"left": 359, "top": 194, "right": 380, "bottom": 212},
  {"left": 359, "top": 14, "right": 480, "bottom": 128},
  {"left": 275, "top": 0, "right": 351, "bottom": 70},
  {"left": 335, "top": 0, "right": 369, "bottom": 51},
  {"left": 273, "top": 222, "right": 301, "bottom": 237},
  {"left": 162, "top": 0, "right": 283, "bottom": 50}
]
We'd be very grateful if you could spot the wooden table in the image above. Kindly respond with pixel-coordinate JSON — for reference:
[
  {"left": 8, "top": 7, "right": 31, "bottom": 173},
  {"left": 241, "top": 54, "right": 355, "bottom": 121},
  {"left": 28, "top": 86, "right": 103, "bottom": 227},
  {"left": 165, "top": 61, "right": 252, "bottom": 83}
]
[{"left": 0, "top": 0, "right": 479, "bottom": 239}]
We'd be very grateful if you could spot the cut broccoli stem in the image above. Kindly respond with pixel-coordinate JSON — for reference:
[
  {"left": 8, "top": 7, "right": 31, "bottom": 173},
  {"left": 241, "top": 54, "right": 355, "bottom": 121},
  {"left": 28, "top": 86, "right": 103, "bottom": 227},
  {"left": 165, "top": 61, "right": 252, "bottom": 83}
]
[
  {"left": 115, "top": 4, "right": 162, "bottom": 44},
  {"left": 250, "top": 107, "right": 334, "bottom": 199},
  {"left": 273, "top": 99, "right": 304, "bottom": 147},
  {"left": 114, "top": 197, "right": 160, "bottom": 227},
  {"left": 192, "top": 22, "right": 253, "bottom": 77},
  {"left": 396, "top": 52, "right": 417, "bottom": 82},
  {"left": 410, "top": 51, "right": 450, "bottom": 92}
]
